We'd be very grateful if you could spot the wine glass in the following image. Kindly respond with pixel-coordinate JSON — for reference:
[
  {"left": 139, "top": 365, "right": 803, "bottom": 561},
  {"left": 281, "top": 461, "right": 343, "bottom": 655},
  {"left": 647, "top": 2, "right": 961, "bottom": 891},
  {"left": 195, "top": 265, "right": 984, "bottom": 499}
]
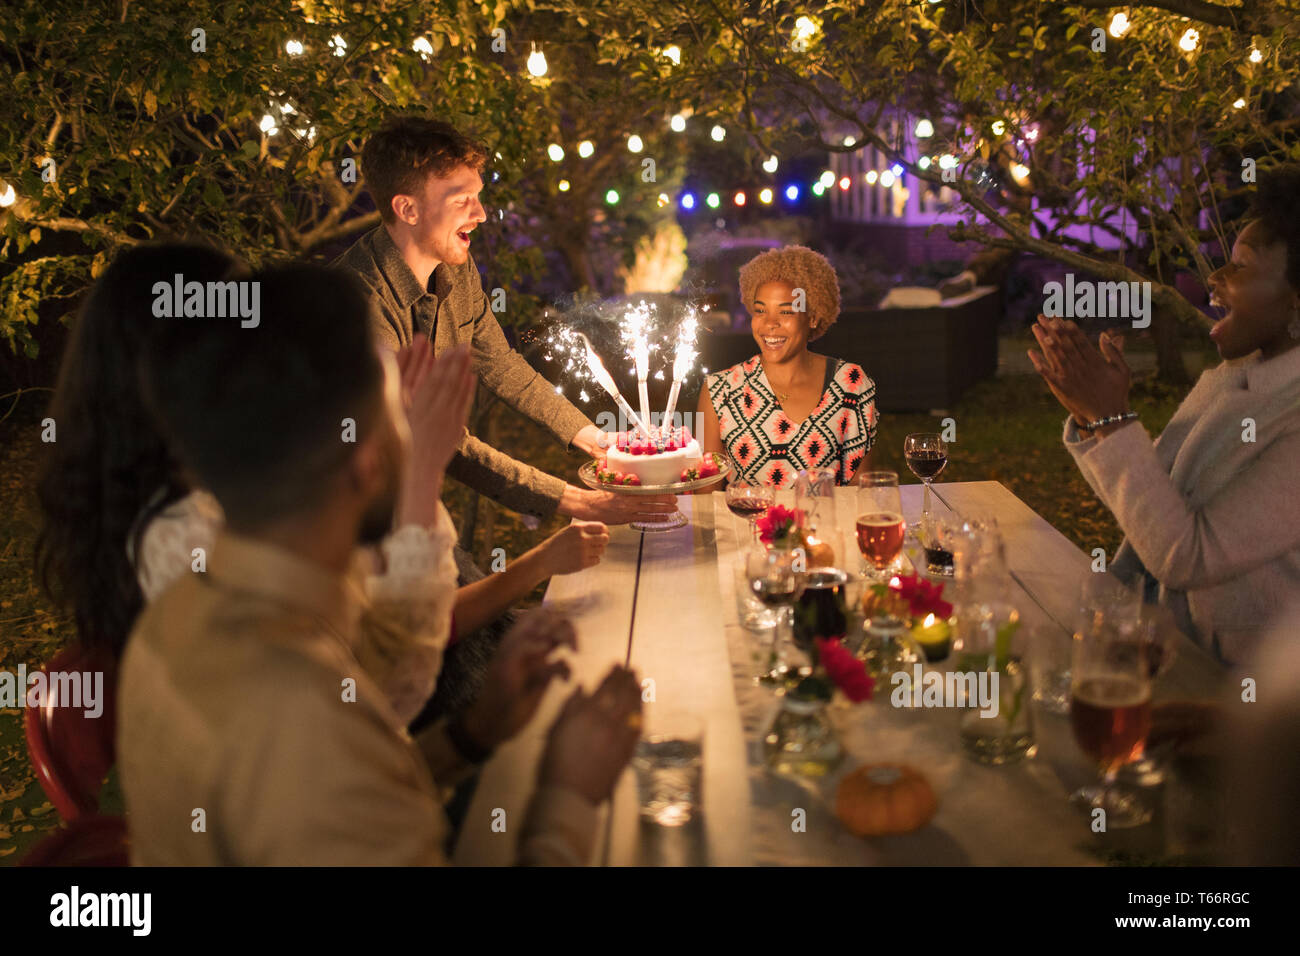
[
  {"left": 1068, "top": 605, "right": 1154, "bottom": 828},
  {"left": 855, "top": 471, "right": 906, "bottom": 582},
  {"left": 726, "top": 471, "right": 774, "bottom": 544},
  {"left": 745, "top": 546, "right": 806, "bottom": 686},
  {"left": 904, "top": 433, "right": 948, "bottom": 551}
]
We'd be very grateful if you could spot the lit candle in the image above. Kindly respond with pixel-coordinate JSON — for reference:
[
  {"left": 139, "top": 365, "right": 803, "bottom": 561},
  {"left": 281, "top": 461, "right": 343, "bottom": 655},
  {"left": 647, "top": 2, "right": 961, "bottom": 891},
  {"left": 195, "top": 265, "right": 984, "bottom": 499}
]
[
  {"left": 911, "top": 611, "right": 952, "bottom": 662},
  {"left": 579, "top": 333, "right": 650, "bottom": 439}
]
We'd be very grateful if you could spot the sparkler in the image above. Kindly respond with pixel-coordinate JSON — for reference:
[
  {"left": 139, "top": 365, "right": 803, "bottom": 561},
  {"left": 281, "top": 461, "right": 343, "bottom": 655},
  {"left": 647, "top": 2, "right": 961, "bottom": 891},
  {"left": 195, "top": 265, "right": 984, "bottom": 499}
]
[
  {"left": 633, "top": 336, "right": 651, "bottom": 437},
  {"left": 661, "top": 313, "right": 699, "bottom": 434},
  {"left": 578, "top": 332, "right": 651, "bottom": 438}
]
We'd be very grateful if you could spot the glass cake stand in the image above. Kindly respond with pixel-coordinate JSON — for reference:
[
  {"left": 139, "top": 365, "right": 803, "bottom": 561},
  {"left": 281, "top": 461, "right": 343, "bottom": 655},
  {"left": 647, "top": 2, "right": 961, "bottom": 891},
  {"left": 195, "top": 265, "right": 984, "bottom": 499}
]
[{"left": 578, "top": 453, "right": 731, "bottom": 532}]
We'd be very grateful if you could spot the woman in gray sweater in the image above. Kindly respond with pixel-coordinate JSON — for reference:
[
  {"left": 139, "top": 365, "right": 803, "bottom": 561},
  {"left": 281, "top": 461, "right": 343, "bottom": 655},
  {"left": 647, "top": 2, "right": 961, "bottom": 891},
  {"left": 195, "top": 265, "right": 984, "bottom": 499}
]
[{"left": 1029, "top": 165, "right": 1300, "bottom": 664}]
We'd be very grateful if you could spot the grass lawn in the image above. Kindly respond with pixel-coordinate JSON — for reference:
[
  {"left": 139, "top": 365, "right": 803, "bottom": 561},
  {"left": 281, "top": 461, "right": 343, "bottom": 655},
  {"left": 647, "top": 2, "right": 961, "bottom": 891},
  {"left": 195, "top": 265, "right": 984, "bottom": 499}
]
[{"left": 0, "top": 336, "right": 1204, "bottom": 863}]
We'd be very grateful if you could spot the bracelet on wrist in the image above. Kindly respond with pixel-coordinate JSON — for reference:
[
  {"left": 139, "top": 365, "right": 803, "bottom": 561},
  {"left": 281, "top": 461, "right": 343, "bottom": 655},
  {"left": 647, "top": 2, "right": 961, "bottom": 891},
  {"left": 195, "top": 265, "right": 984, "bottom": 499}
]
[{"left": 1079, "top": 411, "right": 1138, "bottom": 433}]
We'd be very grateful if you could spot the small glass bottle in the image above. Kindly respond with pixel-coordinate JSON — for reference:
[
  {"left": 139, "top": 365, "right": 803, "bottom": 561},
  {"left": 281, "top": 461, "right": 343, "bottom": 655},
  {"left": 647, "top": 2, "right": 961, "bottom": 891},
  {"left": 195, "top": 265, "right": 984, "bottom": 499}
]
[{"left": 764, "top": 696, "right": 844, "bottom": 778}]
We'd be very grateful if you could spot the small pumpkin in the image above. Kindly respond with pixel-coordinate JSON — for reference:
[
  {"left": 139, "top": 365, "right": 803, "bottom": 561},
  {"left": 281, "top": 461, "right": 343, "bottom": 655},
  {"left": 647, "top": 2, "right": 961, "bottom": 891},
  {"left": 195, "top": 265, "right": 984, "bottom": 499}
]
[
  {"left": 802, "top": 533, "right": 836, "bottom": 568},
  {"left": 835, "top": 764, "right": 937, "bottom": 836}
]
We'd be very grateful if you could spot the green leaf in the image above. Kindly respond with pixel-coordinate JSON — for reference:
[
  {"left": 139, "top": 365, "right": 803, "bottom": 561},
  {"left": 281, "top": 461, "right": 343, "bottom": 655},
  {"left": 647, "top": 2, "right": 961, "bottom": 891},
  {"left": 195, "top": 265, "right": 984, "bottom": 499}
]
[{"left": 240, "top": 140, "right": 258, "bottom": 159}]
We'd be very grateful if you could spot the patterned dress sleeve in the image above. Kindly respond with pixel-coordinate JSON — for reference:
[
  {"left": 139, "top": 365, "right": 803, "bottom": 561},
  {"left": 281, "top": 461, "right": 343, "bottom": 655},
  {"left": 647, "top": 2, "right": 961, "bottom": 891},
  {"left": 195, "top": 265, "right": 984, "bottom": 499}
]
[{"left": 836, "top": 362, "right": 879, "bottom": 481}]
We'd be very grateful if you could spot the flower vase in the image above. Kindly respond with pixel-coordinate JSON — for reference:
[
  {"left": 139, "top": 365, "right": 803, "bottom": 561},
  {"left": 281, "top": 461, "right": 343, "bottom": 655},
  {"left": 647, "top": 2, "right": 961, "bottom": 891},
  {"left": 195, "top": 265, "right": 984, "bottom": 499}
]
[{"left": 764, "top": 694, "right": 844, "bottom": 778}]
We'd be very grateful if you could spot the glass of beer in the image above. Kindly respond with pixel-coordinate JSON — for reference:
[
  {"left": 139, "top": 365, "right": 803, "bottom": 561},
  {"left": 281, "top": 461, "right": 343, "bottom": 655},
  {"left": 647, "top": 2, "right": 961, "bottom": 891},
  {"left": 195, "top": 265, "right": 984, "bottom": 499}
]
[
  {"left": 855, "top": 472, "right": 905, "bottom": 582},
  {"left": 1068, "top": 607, "right": 1154, "bottom": 828}
]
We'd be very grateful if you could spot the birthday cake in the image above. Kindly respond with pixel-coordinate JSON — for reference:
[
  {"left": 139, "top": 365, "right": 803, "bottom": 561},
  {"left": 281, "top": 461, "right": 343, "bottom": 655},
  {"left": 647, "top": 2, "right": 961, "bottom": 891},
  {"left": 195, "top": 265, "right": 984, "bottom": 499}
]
[{"left": 597, "top": 427, "right": 711, "bottom": 487}]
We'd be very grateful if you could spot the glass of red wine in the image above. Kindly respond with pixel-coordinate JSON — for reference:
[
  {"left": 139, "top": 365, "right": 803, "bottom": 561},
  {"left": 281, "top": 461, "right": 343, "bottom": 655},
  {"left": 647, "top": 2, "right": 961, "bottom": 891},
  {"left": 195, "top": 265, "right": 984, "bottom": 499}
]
[
  {"left": 745, "top": 546, "right": 806, "bottom": 686},
  {"left": 904, "top": 432, "right": 948, "bottom": 565},
  {"left": 726, "top": 469, "right": 774, "bottom": 544},
  {"left": 855, "top": 471, "right": 906, "bottom": 582}
]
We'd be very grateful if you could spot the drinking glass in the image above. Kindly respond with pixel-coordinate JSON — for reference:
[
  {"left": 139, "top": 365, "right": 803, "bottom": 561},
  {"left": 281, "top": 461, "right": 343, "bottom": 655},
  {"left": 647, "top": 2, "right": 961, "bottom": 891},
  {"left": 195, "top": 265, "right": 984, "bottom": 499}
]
[
  {"left": 632, "top": 710, "right": 703, "bottom": 827},
  {"left": 793, "top": 467, "right": 837, "bottom": 533},
  {"left": 725, "top": 467, "right": 774, "bottom": 545},
  {"left": 746, "top": 546, "right": 806, "bottom": 686},
  {"left": 904, "top": 432, "right": 948, "bottom": 547},
  {"left": 855, "top": 471, "right": 906, "bottom": 581},
  {"left": 1068, "top": 607, "right": 1154, "bottom": 828}
]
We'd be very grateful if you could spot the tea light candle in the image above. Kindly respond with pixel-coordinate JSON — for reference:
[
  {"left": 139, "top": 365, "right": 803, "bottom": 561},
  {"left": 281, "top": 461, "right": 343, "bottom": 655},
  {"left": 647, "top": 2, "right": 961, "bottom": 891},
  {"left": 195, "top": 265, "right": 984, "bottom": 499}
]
[{"left": 911, "top": 612, "right": 952, "bottom": 662}]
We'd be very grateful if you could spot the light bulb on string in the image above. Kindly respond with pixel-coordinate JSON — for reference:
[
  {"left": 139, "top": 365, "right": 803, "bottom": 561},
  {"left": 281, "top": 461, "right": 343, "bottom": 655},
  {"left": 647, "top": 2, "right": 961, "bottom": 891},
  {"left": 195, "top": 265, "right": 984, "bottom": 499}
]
[
  {"left": 527, "top": 44, "right": 548, "bottom": 77},
  {"left": 577, "top": 140, "right": 594, "bottom": 158}
]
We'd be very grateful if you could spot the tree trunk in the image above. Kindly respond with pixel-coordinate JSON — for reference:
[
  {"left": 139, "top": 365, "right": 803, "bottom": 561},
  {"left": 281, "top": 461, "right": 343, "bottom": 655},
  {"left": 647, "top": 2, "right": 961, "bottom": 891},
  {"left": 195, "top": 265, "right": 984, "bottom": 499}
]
[
  {"left": 1152, "top": 250, "right": 1191, "bottom": 386},
  {"left": 560, "top": 237, "right": 597, "bottom": 291}
]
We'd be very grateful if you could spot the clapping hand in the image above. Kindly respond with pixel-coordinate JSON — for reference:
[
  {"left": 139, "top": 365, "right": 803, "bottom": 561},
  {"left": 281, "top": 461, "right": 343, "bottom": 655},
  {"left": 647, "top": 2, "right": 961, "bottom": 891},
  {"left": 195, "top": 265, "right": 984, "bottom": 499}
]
[
  {"left": 540, "top": 666, "right": 643, "bottom": 805},
  {"left": 396, "top": 341, "right": 475, "bottom": 525},
  {"left": 1027, "top": 315, "right": 1133, "bottom": 428},
  {"left": 460, "top": 607, "right": 577, "bottom": 751}
]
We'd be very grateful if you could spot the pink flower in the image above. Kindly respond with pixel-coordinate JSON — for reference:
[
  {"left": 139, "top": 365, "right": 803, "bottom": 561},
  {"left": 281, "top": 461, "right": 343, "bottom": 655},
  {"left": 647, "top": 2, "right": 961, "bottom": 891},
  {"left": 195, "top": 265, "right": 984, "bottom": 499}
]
[
  {"left": 815, "top": 638, "right": 875, "bottom": 702},
  {"left": 755, "top": 504, "right": 804, "bottom": 545},
  {"left": 888, "top": 574, "right": 953, "bottom": 620}
]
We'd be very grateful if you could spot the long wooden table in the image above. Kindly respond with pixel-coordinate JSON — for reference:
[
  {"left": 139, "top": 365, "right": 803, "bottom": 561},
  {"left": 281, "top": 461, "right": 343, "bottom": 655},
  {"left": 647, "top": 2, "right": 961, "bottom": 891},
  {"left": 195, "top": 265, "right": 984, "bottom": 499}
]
[{"left": 454, "top": 482, "right": 1227, "bottom": 866}]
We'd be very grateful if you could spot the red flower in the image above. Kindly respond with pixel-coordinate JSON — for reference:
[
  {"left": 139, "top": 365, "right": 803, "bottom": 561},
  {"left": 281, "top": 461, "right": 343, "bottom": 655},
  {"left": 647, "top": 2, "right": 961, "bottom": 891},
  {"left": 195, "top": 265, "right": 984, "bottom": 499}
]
[
  {"left": 887, "top": 574, "right": 953, "bottom": 620},
  {"left": 815, "top": 638, "right": 875, "bottom": 702},
  {"left": 755, "top": 504, "right": 804, "bottom": 545}
]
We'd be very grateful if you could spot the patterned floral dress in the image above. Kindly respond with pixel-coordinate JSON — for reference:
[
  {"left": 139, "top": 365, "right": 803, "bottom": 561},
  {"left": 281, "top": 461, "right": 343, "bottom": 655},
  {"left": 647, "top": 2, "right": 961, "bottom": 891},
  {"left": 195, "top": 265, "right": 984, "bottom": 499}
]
[{"left": 706, "top": 355, "right": 879, "bottom": 488}]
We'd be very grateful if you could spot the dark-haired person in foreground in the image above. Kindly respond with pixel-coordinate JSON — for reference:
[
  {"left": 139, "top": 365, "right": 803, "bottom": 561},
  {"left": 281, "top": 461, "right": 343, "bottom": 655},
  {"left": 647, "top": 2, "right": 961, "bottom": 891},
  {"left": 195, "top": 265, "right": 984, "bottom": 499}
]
[
  {"left": 1029, "top": 164, "right": 1300, "bottom": 664},
  {"left": 35, "top": 243, "right": 607, "bottom": 730},
  {"left": 120, "top": 264, "right": 640, "bottom": 864},
  {"left": 335, "top": 115, "right": 676, "bottom": 526}
]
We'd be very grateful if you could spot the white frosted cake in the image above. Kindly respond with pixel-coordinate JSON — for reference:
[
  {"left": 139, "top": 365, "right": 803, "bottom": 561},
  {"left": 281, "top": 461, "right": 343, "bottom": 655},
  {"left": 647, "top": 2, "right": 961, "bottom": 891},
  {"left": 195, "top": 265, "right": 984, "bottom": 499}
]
[{"left": 599, "top": 428, "right": 704, "bottom": 487}]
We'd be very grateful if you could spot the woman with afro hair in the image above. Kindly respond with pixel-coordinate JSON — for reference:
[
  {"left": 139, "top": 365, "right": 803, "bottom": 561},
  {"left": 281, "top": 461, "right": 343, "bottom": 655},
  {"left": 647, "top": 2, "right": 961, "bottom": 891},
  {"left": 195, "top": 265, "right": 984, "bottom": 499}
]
[
  {"left": 697, "top": 245, "right": 878, "bottom": 488},
  {"left": 1029, "top": 164, "right": 1300, "bottom": 664}
]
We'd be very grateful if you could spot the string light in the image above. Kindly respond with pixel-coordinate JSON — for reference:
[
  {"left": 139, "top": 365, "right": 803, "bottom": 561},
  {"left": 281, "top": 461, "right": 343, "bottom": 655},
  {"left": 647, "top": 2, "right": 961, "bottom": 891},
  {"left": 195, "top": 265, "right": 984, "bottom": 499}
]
[
  {"left": 842, "top": 135, "right": 856, "bottom": 147},
  {"left": 991, "top": 120, "right": 1006, "bottom": 136},
  {"left": 577, "top": 140, "right": 594, "bottom": 158},
  {"left": 759, "top": 187, "right": 773, "bottom": 204},
  {"left": 1249, "top": 47, "right": 1263, "bottom": 63},
  {"left": 547, "top": 143, "right": 564, "bottom": 162},
  {"left": 915, "top": 118, "right": 934, "bottom": 138},
  {"left": 605, "top": 188, "right": 620, "bottom": 205},
  {"left": 819, "top": 170, "right": 835, "bottom": 187},
  {"left": 1179, "top": 28, "right": 1199, "bottom": 52},
  {"left": 285, "top": 39, "right": 304, "bottom": 55},
  {"left": 1232, "top": 97, "right": 1246, "bottom": 109},
  {"left": 838, "top": 175, "right": 851, "bottom": 190},
  {"left": 657, "top": 192, "right": 670, "bottom": 207},
  {"left": 329, "top": 34, "right": 347, "bottom": 57},
  {"left": 879, "top": 170, "right": 895, "bottom": 188},
  {"left": 890, "top": 163, "right": 904, "bottom": 177},
  {"left": 663, "top": 45, "right": 681, "bottom": 65},
  {"left": 558, "top": 179, "right": 571, "bottom": 191},
  {"left": 734, "top": 191, "right": 746, "bottom": 206},
  {"left": 1108, "top": 13, "right": 1130, "bottom": 38},
  {"left": 811, "top": 181, "right": 825, "bottom": 196},
  {"left": 938, "top": 154, "right": 957, "bottom": 170},
  {"left": 762, "top": 155, "right": 778, "bottom": 173},
  {"left": 627, "top": 135, "right": 644, "bottom": 153},
  {"left": 0, "top": 181, "right": 15, "bottom": 207},
  {"left": 412, "top": 37, "right": 434, "bottom": 59},
  {"left": 918, "top": 156, "right": 931, "bottom": 169},
  {"left": 681, "top": 192, "right": 696, "bottom": 210},
  {"left": 527, "top": 44, "right": 548, "bottom": 76},
  {"left": 670, "top": 114, "right": 687, "bottom": 132},
  {"left": 792, "top": 16, "right": 819, "bottom": 46},
  {"left": 785, "top": 184, "right": 799, "bottom": 201},
  {"left": 260, "top": 114, "right": 279, "bottom": 135},
  {"left": 1010, "top": 163, "right": 1030, "bottom": 183},
  {"left": 706, "top": 192, "right": 720, "bottom": 208},
  {"left": 865, "top": 170, "right": 878, "bottom": 184},
  {"left": 710, "top": 125, "right": 726, "bottom": 142}
]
